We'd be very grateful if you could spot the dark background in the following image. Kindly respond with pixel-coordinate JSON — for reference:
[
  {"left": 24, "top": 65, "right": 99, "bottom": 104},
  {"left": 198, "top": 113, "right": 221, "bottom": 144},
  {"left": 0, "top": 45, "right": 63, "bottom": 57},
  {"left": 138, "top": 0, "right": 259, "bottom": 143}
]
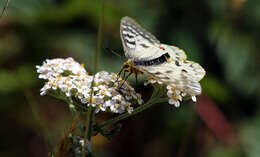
[{"left": 0, "top": 0, "right": 260, "bottom": 157}]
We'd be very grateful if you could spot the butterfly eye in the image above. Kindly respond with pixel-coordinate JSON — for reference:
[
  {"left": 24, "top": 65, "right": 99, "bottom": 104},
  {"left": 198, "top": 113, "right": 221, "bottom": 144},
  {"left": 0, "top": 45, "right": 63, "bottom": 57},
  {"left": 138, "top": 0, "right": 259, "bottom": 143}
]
[{"left": 124, "top": 64, "right": 130, "bottom": 68}]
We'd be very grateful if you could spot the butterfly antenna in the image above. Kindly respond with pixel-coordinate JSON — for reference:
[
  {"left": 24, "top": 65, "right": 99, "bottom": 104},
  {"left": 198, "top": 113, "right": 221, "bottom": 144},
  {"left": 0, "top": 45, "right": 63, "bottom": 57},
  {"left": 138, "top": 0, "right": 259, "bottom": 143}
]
[
  {"left": 0, "top": 0, "right": 9, "bottom": 19},
  {"left": 105, "top": 48, "right": 125, "bottom": 61}
]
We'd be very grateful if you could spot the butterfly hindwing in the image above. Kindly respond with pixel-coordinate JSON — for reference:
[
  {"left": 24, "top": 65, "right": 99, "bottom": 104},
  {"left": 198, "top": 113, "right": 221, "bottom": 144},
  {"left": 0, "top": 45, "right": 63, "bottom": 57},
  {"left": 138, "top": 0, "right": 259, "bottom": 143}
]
[
  {"left": 138, "top": 60, "right": 205, "bottom": 95},
  {"left": 158, "top": 44, "right": 187, "bottom": 61}
]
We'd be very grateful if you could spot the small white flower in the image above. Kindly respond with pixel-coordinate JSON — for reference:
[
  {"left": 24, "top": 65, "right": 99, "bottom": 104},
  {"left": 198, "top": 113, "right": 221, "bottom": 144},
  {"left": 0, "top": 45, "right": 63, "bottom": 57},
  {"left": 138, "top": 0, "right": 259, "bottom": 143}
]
[
  {"left": 152, "top": 80, "right": 201, "bottom": 107},
  {"left": 169, "top": 98, "right": 180, "bottom": 107},
  {"left": 93, "top": 87, "right": 99, "bottom": 91},
  {"left": 166, "top": 85, "right": 186, "bottom": 107},
  {"left": 104, "top": 100, "right": 113, "bottom": 107},
  {"left": 191, "top": 96, "right": 197, "bottom": 102},
  {"left": 127, "top": 107, "right": 134, "bottom": 113}
]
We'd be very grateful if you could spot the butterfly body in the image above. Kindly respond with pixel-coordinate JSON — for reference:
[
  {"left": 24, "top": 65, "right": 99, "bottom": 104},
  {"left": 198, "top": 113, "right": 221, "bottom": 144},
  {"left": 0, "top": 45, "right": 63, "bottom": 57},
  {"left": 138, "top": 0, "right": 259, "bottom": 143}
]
[
  {"left": 133, "top": 53, "right": 170, "bottom": 66},
  {"left": 120, "top": 16, "right": 205, "bottom": 96}
]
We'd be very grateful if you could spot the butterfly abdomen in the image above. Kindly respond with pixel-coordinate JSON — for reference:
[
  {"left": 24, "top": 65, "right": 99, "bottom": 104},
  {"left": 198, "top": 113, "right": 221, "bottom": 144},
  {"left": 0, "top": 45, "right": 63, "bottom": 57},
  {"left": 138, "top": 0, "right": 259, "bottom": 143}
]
[{"left": 134, "top": 53, "right": 170, "bottom": 66}]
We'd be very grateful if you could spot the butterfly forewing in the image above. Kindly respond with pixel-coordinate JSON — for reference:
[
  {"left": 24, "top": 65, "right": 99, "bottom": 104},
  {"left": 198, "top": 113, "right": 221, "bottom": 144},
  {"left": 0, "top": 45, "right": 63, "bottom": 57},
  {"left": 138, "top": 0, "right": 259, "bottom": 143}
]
[
  {"left": 120, "top": 16, "right": 160, "bottom": 59},
  {"left": 120, "top": 17, "right": 187, "bottom": 61}
]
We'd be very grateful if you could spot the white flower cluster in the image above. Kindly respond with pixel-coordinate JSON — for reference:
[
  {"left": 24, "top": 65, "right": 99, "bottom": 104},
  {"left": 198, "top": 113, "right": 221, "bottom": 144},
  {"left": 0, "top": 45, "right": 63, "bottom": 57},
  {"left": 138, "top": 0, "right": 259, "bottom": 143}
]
[
  {"left": 166, "top": 85, "right": 196, "bottom": 107},
  {"left": 144, "top": 78, "right": 197, "bottom": 107},
  {"left": 36, "top": 58, "right": 143, "bottom": 114}
]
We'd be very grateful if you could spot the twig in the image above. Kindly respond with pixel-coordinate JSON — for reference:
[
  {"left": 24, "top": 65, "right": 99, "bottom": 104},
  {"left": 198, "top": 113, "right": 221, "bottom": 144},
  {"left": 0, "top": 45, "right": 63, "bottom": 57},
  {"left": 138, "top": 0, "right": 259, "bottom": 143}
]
[
  {"left": 0, "top": 0, "right": 9, "bottom": 19},
  {"left": 56, "top": 113, "right": 81, "bottom": 157}
]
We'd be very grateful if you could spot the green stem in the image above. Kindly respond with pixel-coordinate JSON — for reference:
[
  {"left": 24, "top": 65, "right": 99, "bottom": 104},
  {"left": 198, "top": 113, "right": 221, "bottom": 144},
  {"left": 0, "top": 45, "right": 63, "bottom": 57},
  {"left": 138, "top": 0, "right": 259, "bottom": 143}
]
[
  {"left": 0, "top": 0, "right": 9, "bottom": 18},
  {"left": 98, "top": 97, "right": 168, "bottom": 128},
  {"left": 82, "top": 0, "right": 104, "bottom": 156},
  {"left": 82, "top": 106, "right": 95, "bottom": 157}
]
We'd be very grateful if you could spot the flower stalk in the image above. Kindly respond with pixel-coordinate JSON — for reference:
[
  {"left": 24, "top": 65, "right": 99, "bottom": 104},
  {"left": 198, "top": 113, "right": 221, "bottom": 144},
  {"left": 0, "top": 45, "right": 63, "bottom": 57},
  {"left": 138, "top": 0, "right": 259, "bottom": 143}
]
[
  {"left": 97, "top": 84, "right": 166, "bottom": 128},
  {"left": 82, "top": 0, "right": 104, "bottom": 156},
  {"left": 98, "top": 97, "right": 168, "bottom": 128},
  {"left": 82, "top": 106, "right": 95, "bottom": 156}
]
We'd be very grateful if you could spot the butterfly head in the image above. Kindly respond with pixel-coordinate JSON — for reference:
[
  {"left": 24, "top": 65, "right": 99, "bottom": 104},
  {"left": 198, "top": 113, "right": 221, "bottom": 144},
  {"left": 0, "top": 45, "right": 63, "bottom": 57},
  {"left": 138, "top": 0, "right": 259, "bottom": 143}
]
[{"left": 122, "top": 60, "right": 143, "bottom": 75}]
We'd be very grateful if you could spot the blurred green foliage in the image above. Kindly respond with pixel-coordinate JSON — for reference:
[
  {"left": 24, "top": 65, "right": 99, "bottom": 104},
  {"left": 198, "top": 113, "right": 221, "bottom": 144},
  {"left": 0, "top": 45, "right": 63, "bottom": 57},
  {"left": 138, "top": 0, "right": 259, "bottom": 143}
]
[{"left": 0, "top": 0, "right": 260, "bottom": 157}]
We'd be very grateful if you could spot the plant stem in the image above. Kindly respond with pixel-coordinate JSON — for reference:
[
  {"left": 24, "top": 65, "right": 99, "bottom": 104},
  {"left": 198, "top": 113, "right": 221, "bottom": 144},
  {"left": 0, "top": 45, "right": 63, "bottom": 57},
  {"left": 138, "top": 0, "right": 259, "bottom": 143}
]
[
  {"left": 98, "top": 97, "right": 168, "bottom": 128},
  {"left": 82, "top": 107, "right": 95, "bottom": 157},
  {"left": 82, "top": 0, "right": 104, "bottom": 156},
  {"left": 0, "top": 0, "right": 9, "bottom": 18},
  {"left": 93, "top": 0, "right": 104, "bottom": 74}
]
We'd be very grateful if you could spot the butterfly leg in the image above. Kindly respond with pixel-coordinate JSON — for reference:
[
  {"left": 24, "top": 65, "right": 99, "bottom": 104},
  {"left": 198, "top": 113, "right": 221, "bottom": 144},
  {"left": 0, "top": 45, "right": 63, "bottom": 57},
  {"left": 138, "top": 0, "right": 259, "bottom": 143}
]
[
  {"left": 123, "top": 70, "right": 127, "bottom": 79},
  {"left": 119, "top": 72, "right": 132, "bottom": 89},
  {"left": 116, "top": 67, "right": 124, "bottom": 83}
]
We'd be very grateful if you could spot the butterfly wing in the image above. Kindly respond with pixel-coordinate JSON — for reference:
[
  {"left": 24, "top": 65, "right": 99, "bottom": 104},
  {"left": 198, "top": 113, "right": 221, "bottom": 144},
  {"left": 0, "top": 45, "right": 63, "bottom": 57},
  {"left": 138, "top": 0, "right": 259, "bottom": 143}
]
[
  {"left": 120, "top": 16, "right": 160, "bottom": 59},
  {"left": 120, "top": 17, "right": 187, "bottom": 61},
  {"left": 138, "top": 60, "right": 205, "bottom": 95}
]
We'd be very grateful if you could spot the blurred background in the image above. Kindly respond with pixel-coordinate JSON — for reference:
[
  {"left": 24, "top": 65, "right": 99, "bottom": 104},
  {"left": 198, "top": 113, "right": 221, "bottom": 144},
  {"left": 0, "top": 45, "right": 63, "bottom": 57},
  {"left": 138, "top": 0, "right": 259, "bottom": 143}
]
[{"left": 0, "top": 0, "right": 260, "bottom": 156}]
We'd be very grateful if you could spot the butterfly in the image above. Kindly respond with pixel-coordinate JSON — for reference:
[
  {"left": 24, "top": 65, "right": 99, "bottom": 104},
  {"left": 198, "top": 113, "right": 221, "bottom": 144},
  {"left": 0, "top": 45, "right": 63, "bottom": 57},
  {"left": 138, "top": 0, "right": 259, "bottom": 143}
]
[{"left": 120, "top": 16, "right": 205, "bottom": 96}]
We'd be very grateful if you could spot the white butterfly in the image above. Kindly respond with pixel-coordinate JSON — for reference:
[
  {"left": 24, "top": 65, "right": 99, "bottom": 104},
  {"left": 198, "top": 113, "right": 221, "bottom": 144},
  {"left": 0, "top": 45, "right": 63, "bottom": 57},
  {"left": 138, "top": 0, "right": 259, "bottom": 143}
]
[{"left": 120, "top": 16, "right": 205, "bottom": 96}]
